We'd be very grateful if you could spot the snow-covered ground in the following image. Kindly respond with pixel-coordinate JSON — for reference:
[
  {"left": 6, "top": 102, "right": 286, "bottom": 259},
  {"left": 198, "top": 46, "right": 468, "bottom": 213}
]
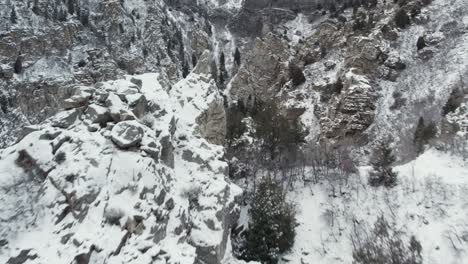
[{"left": 282, "top": 148, "right": 468, "bottom": 264}]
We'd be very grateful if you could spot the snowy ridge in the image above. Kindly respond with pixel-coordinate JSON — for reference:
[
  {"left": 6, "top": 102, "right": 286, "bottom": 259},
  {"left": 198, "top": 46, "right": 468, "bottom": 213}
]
[{"left": 0, "top": 71, "right": 241, "bottom": 263}]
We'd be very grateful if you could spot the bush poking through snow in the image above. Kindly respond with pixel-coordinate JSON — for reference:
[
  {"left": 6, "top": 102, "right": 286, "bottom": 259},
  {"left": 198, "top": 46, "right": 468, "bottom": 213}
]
[
  {"left": 54, "top": 152, "right": 66, "bottom": 164},
  {"left": 242, "top": 177, "right": 296, "bottom": 264},
  {"left": 368, "top": 141, "right": 398, "bottom": 188},
  {"left": 394, "top": 9, "right": 410, "bottom": 29},
  {"left": 288, "top": 62, "right": 306, "bottom": 86},
  {"left": 351, "top": 216, "right": 423, "bottom": 264},
  {"left": 442, "top": 88, "right": 464, "bottom": 116},
  {"left": 252, "top": 100, "right": 307, "bottom": 161},
  {"left": 413, "top": 117, "right": 437, "bottom": 154}
]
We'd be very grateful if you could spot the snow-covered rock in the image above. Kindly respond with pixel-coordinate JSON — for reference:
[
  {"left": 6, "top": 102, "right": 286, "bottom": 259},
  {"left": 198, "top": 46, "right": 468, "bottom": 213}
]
[{"left": 0, "top": 73, "right": 242, "bottom": 264}]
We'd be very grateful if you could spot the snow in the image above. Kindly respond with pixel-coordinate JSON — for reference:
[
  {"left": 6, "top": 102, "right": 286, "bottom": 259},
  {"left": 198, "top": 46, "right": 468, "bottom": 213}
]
[
  {"left": 281, "top": 148, "right": 468, "bottom": 264},
  {"left": 0, "top": 71, "right": 241, "bottom": 263}
]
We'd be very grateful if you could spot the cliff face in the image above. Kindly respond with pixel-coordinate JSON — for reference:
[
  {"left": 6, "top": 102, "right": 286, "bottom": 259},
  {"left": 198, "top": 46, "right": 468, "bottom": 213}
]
[
  {"left": 0, "top": 0, "right": 212, "bottom": 148},
  {"left": 1, "top": 0, "right": 468, "bottom": 263},
  {"left": 0, "top": 69, "right": 242, "bottom": 264}
]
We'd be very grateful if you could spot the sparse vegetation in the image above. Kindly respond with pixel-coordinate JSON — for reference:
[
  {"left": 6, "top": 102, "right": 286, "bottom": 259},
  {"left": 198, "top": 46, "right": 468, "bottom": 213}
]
[
  {"left": 394, "top": 9, "right": 410, "bottom": 29},
  {"left": 368, "top": 140, "right": 398, "bottom": 188},
  {"left": 413, "top": 117, "right": 437, "bottom": 154},
  {"left": 242, "top": 177, "right": 296, "bottom": 264},
  {"left": 288, "top": 62, "right": 306, "bottom": 86},
  {"left": 252, "top": 100, "right": 307, "bottom": 161},
  {"left": 352, "top": 216, "right": 423, "bottom": 264},
  {"left": 442, "top": 88, "right": 464, "bottom": 116}
]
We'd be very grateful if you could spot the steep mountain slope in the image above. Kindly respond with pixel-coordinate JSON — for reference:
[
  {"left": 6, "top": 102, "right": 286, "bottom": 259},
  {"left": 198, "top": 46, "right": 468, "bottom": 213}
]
[
  {"left": 0, "top": 56, "right": 241, "bottom": 264},
  {"left": 1, "top": 0, "right": 468, "bottom": 263}
]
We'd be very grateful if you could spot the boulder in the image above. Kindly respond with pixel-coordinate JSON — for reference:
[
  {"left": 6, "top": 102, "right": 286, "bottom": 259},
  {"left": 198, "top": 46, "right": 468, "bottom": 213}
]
[
  {"left": 85, "top": 104, "right": 112, "bottom": 125},
  {"left": 127, "top": 94, "right": 147, "bottom": 118},
  {"left": 0, "top": 64, "right": 14, "bottom": 79},
  {"left": 111, "top": 121, "right": 145, "bottom": 149},
  {"left": 192, "top": 50, "right": 212, "bottom": 77},
  {"left": 384, "top": 53, "right": 406, "bottom": 70},
  {"left": 191, "top": 30, "right": 211, "bottom": 58},
  {"left": 50, "top": 109, "right": 81, "bottom": 129},
  {"left": 106, "top": 93, "right": 137, "bottom": 122},
  {"left": 62, "top": 86, "right": 95, "bottom": 109}
]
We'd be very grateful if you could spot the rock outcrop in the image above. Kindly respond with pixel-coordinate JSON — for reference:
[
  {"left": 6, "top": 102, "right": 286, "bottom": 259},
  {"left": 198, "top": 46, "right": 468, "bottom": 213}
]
[{"left": 0, "top": 73, "right": 241, "bottom": 264}]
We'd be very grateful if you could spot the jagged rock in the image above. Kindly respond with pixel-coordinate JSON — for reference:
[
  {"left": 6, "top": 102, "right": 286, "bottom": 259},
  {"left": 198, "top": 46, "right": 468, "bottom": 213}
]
[
  {"left": 160, "top": 135, "right": 174, "bottom": 168},
  {"left": 229, "top": 33, "right": 290, "bottom": 102},
  {"left": 130, "top": 78, "right": 143, "bottom": 90},
  {"left": 324, "top": 61, "right": 336, "bottom": 71},
  {"left": 319, "top": 71, "right": 376, "bottom": 139},
  {"left": 127, "top": 94, "right": 147, "bottom": 118},
  {"left": 165, "top": 198, "right": 175, "bottom": 210},
  {"left": 106, "top": 93, "right": 136, "bottom": 122},
  {"left": 192, "top": 50, "right": 212, "bottom": 77},
  {"left": 85, "top": 104, "right": 112, "bottom": 125},
  {"left": 196, "top": 97, "right": 226, "bottom": 145},
  {"left": 111, "top": 121, "right": 145, "bottom": 149},
  {"left": 17, "top": 125, "right": 41, "bottom": 142},
  {"left": 384, "top": 53, "right": 406, "bottom": 70},
  {"left": 50, "top": 109, "right": 81, "bottom": 129},
  {"left": 379, "top": 67, "right": 400, "bottom": 82},
  {"left": 182, "top": 149, "right": 205, "bottom": 165},
  {"left": 62, "top": 86, "right": 94, "bottom": 109},
  {"left": 0, "top": 64, "right": 14, "bottom": 79},
  {"left": 418, "top": 47, "right": 436, "bottom": 60},
  {"left": 6, "top": 249, "right": 38, "bottom": 264},
  {"left": 191, "top": 30, "right": 211, "bottom": 58}
]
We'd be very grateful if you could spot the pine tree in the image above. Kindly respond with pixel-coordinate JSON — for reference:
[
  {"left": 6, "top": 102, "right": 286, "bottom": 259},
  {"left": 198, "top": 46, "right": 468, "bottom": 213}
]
[
  {"left": 368, "top": 141, "right": 398, "bottom": 188},
  {"left": 10, "top": 7, "right": 18, "bottom": 24},
  {"left": 68, "top": 0, "right": 75, "bottom": 15},
  {"left": 191, "top": 53, "right": 197, "bottom": 68},
  {"left": 442, "top": 88, "right": 464, "bottom": 116},
  {"left": 218, "top": 51, "right": 227, "bottom": 89},
  {"left": 244, "top": 178, "right": 295, "bottom": 264},
  {"left": 234, "top": 47, "right": 241, "bottom": 66},
  {"left": 32, "top": 0, "right": 40, "bottom": 15},
  {"left": 182, "top": 59, "right": 190, "bottom": 78},
  {"left": 413, "top": 117, "right": 426, "bottom": 154},
  {"left": 414, "top": 117, "right": 437, "bottom": 154},
  {"left": 14, "top": 56, "right": 22, "bottom": 74}
]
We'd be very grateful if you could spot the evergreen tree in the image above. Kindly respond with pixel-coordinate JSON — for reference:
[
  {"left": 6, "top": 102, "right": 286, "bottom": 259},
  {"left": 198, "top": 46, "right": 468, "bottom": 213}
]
[
  {"left": 68, "top": 0, "right": 75, "bottom": 15},
  {"left": 10, "top": 7, "right": 18, "bottom": 24},
  {"left": 368, "top": 140, "right": 398, "bottom": 188},
  {"left": 413, "top": 117, "right": 437, "bottom": 154},
  {"left": 218, "top": 51, "right": 228, "bottom": 89},
  {"left": 14, "top": 56, "right": 22, "bottom": 74},
  {"left": 244, "top": 178, "right": 296, "bottom": 264},
  {"left": 182, "top": 59, "right": 190, "bottom": 78},
  {"left": 32, "top": 0, "right": 40, "bottom": 15},
  {"left": 226, "top": 101, "right": 247, "bottom": 147},
  {"left": 191, "top": 53, "right": 197, "bottom": 68},
  {"left": 442, "top": 88, "right": 464, "bottom": 116},
  {"left": 234, "top": 47, "right": 241, "bottom": 66},
  {"left": 252, "top": 100, "right": 306, "bottom": 160}
]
